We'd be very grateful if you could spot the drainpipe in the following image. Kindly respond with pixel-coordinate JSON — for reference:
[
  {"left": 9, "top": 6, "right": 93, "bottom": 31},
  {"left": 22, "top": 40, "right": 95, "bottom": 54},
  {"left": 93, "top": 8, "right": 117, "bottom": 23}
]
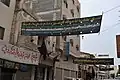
[{"left": 9, "top": 0, "right": 21, "bottom": 45}]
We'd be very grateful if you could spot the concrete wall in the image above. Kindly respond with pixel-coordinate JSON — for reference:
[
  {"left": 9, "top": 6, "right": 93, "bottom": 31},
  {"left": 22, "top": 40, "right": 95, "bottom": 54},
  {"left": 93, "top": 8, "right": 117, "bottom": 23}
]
[
  {"left": 29, "top": 0, "right": 81, "bottom": 80},
  {"left": 61, "top": 0, "right": 81, "bottom": 57},
  {"left": 0, "top": 0, "right": 16, "bottom": 42},
  {"left": 33, "top": 0, "right": 62, "bottom": 20},
  {"left": 62, "top": 0, "right": 80, "bottom": 19}
]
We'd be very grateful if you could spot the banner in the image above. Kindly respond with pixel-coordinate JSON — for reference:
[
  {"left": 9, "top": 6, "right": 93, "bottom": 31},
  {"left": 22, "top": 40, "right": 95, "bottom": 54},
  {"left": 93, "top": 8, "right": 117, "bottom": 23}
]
[
  {"left": 99, "top": 67, "right": 114, "bottom": 71},
  {"left": 116, "top": 35, "right": 120, "bottom": 58},
  {"left": 65, "top": 42, "right": 70, "bottom": 56},
  {"left": 73, "top": 58, "right": 114, "bottom": 65},
  {"left": 21, "top": 15, "right": 102, "bottom": 36},
  {"left": 0, "top": 40, "right": 40, "bottom": 65}
]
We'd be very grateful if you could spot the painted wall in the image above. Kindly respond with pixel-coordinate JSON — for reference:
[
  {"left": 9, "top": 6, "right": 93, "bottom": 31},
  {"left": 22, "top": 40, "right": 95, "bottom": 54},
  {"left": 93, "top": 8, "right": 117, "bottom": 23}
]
[{"left": 0, "top": 0, "right": 16, "bottom": 42}]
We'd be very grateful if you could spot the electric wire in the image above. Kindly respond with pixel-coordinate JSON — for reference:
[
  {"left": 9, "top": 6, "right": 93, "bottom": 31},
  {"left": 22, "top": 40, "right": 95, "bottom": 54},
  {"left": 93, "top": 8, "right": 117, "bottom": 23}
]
[
  {"left": 103, "top": 5, "right": 120, "bottom": 14},
  {"left": 99, "top": 23, "right": 120, "bottom": 34},
  {"left": 98, "top": 5, "right": 120, "bottom": 34}
]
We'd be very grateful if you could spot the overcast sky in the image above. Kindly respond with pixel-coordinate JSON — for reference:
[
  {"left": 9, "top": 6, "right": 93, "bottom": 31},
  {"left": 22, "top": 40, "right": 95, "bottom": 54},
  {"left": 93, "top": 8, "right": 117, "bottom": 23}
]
[{"left": 79, "top": 0, "right": 120, "bottom": 65}]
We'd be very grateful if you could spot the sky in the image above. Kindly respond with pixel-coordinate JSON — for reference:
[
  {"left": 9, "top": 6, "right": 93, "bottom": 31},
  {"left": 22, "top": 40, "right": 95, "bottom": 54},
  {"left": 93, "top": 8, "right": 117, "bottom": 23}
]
[{"left": 79, "top": 0, "right": 120, "bottom": 65}]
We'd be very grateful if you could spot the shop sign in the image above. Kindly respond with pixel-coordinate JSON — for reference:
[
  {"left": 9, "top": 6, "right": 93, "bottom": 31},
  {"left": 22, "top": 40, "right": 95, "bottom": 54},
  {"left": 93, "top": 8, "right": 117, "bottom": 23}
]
[
  {"left": 73, "top": 58, "right": 114, "bottom": 65},
  {"left": 0, "top": 40, "right": 40, "bottom": 65}
]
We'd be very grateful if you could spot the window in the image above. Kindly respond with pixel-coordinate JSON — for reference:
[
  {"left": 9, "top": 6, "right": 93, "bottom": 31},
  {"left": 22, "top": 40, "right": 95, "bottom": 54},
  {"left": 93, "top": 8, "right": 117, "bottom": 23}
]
[
  {"left": 70, "top": 9, "right": 74, "bottom": 17},
  {"left": 77, "top": 5, "right": 80, "bottom": 13},
  {"left": 1, "top": 0, "right": 10, "bottom": 7},
  {"left": 0, "top": 26, "right": 5, "bottom": 40},
  {"left": 63, "top": 15, "right": 67, "bottom": 20},
  {"left": 37, "top": 36, "right": 41, "bottom": 45},
  {"left": 52, "top": 44, "right": 54, "bottom": 47},
  {"left": 71, "top": 71, "right": 76, "bottom": 78},
  {"left": 72, "top": 0, "right": 74, "bottom": 4},
  {"left": 64, "top": 69, "right": 70, "bottom": 77},
  {"left": 48, "top": 41, "right": 50, "bottom": 45},
  {"left": 76, "top": 44, "right": 79, "bottom": 51},
  {"left": 70, "top": 39, "right": 73, "bottom": 47},
  {"left": 64, "top": 0, "right": 68, "bottom": 8}
]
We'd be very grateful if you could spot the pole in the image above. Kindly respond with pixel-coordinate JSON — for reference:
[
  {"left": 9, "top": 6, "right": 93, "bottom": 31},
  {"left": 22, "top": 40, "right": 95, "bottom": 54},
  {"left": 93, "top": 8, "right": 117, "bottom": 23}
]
[
  {"left": 9, "top": 0, "right": 21, "bottom": 45},
  {"left": 52, "top": 60, "right": 56, "bottom": 80},
  {"left": 80, "top": 64, "right": 83, "bottom": 79}
]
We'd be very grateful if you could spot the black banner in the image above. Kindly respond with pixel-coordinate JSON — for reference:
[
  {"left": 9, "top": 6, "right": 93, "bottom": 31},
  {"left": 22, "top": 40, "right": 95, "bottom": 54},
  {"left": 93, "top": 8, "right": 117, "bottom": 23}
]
[
  {"left": 73, "top": 58, "right": 114, "bottom": 65},
  {"left": 21, "top": 15, "right": 102, "bottom": 36},
  {"left": 99, "top": 67, "right": 114, "bottom": 71}
]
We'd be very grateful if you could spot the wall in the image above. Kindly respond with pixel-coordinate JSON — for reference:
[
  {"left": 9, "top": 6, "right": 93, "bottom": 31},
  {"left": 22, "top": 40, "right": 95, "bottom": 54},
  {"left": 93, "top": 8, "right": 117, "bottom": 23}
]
[
  {"left": 33, "top": 0, "right": 62, "bottom": 20},
  {"left": 0, "top": 0, "right": 16, "bottom": 42},
  {"left": 61, "top": 0, "right": 81, "bottom": 57}
]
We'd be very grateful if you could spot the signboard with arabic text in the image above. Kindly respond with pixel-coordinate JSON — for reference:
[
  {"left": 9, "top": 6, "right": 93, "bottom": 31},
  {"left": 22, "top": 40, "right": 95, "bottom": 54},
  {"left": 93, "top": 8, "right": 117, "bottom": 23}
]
[
  {"left": 0, "top": 39, "right": 40, "bottom": 65},
  {"left": 21, "top": 15, "right": 102, "bottom": 36},
  {"left": 73, "top": 58, "right": 114, "bottom": 65}
]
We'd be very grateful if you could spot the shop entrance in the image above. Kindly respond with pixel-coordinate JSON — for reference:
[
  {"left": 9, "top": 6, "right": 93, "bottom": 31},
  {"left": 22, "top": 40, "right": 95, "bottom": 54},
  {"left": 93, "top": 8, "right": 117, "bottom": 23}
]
[{"left": 1, "top": 68, "right": 16, "bottom": 80}]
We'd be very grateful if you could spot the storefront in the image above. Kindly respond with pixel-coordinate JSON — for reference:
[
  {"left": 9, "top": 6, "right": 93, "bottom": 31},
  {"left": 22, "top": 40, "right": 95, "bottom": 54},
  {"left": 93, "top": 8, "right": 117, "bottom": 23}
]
[
  {"left": 0, "top": 59, "right": 16, "bottom": 80},
  {"left": 16, "top": 64, "right": 34, "bottom": 80},
  {"left": 0, "top": 59, "right": 14, "bottom": 80},
  {"left": 0, "top": 40, "right": 40, "bottom": 80},
  {"left": 34, "top": 57, "right": 53, "bottom": 80}
]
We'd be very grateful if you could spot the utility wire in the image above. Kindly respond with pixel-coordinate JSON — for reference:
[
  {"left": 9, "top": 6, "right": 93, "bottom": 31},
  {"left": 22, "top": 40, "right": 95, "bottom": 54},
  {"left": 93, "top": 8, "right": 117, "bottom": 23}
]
[
  {"left": 99, "top": 23, "right": 120, "bottom": 34},
  {"left": 98, "top": 5, "right": 120, "bottom": 34},
  {"left": 103, "top": 5, "right": 120, "bottom": 14}
]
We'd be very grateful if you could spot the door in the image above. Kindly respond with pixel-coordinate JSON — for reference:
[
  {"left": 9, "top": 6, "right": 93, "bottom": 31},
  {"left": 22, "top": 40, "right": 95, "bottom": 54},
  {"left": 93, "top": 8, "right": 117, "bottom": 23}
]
[{"left": 1, "top": 68, "right": 16, "bottom": 80}]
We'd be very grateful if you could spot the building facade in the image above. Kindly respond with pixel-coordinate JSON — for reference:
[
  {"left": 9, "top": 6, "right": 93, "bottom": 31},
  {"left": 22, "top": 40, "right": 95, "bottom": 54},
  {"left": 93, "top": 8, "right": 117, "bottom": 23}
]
[
  {"left": 0, "top": 0, "right": 40, "bottom": 80},
  {"left": 77, "top": 52, "right": 96, "bottom": 80},
  {"left": 0, "top": 1, "right": 16, "bottom": 80},
  {"left": 0, "top": 0, "right": 81, "bottom": 80},
  {"left": 32, "top": 0, "right": 81, "bottom": 80},
  {"left": 0, "top": 0, "right": 15, "bottom": 42}
]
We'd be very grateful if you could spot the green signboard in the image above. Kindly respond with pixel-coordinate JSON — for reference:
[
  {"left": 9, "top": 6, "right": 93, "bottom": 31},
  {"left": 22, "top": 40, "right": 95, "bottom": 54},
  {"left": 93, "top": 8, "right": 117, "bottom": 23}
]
[
  {"left": 21, "top": 15, "right": 102, "bottom": 36},
  {"left": 73, "top": 58, "right": 114, "bottom": 65}
]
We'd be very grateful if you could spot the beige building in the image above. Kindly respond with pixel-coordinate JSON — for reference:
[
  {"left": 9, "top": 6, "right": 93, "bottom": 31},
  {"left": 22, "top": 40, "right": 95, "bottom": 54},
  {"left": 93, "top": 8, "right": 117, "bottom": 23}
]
[
  {"left": 0, "top": 0, "right": 81, "bottom": 80},
  {"left": 0, "top": 0, "right": 40, "bottom": 80},
  {"left": 0, "top": 1, "right": 16, "bottom": 80},
  {"left": 32, "top": 0, "right": 81, "bottom": 80},
  {"left": 0, "top": 0, "right": 15, "bottom": 41}
]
